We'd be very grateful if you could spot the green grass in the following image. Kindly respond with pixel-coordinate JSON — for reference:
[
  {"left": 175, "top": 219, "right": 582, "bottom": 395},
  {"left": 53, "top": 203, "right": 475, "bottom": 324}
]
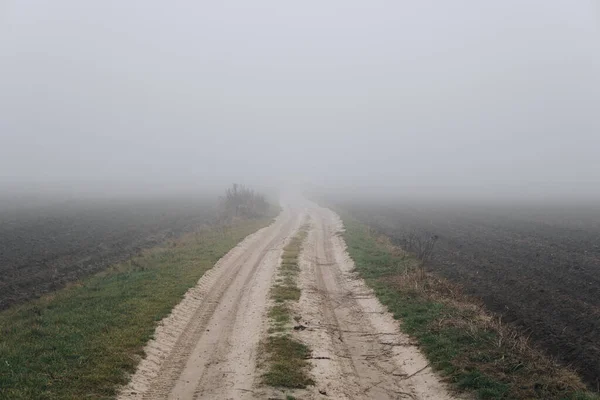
[
  {"left": 339, "top": 214, "right": 599, "bottom": 400},
  {"left": 262, "top": 335, "right": 314, "bottom": 388},
  {"left": 0, "top": 218, "right": 273, "bottom": 400},
  {"left": 262, "top": 224, "right": 313, "bottom": 390},
  {"left": 269, "top": 304, "right": 291, "bottom": 325},
  {"left": 271, "top": 285, "right": 301, "bottom": 303}
]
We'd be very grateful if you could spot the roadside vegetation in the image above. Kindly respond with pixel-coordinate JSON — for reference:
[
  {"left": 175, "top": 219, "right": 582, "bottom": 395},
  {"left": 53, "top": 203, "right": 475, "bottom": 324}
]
[
  {"left": 339, "top": 213, "right": 599, "bottom": 400},
  {"left": 262, "top": 222, "right": 314, "bottom": 391},
  {"left": 0, "top": 186, "right": 275, "bottom": 400}
]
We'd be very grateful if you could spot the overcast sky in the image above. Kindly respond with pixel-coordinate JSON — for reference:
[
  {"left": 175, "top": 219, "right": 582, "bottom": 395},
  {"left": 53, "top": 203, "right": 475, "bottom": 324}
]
[{"left": 1, "top": 1, "right": 599, "bottom": 198}]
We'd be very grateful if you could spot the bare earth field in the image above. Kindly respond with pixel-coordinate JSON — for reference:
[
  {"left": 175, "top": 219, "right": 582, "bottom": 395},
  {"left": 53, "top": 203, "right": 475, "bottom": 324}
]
[
  {"left": 0, "top": 197, "right": 217, "bottom": 310},
  {"left": 334, "top": 199, "right": 600, "bottom": 389}
]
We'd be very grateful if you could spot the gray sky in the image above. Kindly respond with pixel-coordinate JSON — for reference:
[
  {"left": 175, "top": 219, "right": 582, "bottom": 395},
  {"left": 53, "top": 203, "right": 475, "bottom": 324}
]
[{"left": 1, "top": 1, "right": 599, "bottom": 197}]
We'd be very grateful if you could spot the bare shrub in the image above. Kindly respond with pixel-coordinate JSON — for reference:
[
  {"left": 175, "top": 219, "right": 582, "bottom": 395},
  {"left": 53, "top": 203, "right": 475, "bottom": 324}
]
[
  {"left": 395, "top": 230, "right": 438, "bottom": 278},
  {"left": 219, "top": 183, "right": 269, "bottom": 220}
]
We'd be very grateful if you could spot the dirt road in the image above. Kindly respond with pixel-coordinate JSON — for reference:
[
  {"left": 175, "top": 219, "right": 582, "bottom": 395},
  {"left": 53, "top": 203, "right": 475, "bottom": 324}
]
[
  {"left": 293, "top": 204, "right": 454, "bottom": 400},
  {"left": 119, "top": 201, "right": 454, "bottom": 399}
]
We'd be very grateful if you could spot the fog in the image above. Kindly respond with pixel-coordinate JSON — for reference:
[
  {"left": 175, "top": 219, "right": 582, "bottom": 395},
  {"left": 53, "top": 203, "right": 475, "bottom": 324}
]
[{"left": 1, "top": 1, "right": 599, "bottom": 201}]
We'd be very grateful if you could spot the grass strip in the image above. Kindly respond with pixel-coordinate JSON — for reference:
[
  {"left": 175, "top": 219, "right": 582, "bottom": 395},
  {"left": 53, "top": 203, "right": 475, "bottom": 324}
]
[
  {"left": 262, "top": 224, "right": 314, "bottom": 389},
  {"left": 339, "top": 214, "right": 599, "bottom": 400},
  {"left": 0, "top": 218, "right": 274, "bottom": 400},
  {"left": 263, "top": 336, "right": 312, "bottom": 388}
]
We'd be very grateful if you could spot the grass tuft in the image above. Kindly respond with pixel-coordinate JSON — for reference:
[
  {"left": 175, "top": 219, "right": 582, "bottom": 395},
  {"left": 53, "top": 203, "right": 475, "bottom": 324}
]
[
  {"left": 262, "top": 335, "right": 314, "bottom": 388},
  {"left": 272, "top": 285, "right": 301, "bottom": 302}
]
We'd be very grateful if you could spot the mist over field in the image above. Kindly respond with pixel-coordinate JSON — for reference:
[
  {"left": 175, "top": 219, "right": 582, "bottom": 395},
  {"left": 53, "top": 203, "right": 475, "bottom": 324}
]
[
  {"left": 1, "top": 1, "right": 599, "bottom": 202},
  {"left": 3, "top": 3, "right": 600, "bottom": 398}
]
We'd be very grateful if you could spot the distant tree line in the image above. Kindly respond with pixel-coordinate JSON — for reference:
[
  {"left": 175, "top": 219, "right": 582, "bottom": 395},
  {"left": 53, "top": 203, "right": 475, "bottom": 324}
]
[{"left": 219, "top": 184, "right": 270, "bottom": 219}]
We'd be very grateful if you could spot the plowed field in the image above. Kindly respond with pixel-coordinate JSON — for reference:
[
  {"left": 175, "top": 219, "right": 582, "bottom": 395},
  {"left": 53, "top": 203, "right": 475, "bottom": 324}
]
[
  {"left": 337, "top": 199, "right": 600, "bottom": 388},
  {"left": 0, "top": 197, "right": 216, "bottom": 310}
]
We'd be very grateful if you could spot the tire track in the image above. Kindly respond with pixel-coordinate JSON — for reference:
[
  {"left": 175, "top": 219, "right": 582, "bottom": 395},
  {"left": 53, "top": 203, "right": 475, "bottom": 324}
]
[
  {"left": 118, "top": 210, "right": 298, "bottom": 400},
  {"left": 294, "top": 203, "right": 457, "bottom": 399}
]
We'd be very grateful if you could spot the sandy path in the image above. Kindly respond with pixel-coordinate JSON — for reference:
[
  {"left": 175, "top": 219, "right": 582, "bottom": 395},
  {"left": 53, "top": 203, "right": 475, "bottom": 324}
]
[
  {"left": 118, "top": 201, "right": 455, "bottom": 400},
  {"left": 293, "top": 203, "right": 457, "bottom": 400},
  {"left": 118, "top": 208, "right": 302, "bottom": 400}
]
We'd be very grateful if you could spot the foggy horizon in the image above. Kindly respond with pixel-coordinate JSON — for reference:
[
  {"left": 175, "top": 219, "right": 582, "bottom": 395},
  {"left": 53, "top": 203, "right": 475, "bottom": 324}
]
[
  {"left": 2, "top": 1, "right": 599, "bottom": 201},
  {"left": 2, "top": 4, "right": 600, "bottom": 395}
]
